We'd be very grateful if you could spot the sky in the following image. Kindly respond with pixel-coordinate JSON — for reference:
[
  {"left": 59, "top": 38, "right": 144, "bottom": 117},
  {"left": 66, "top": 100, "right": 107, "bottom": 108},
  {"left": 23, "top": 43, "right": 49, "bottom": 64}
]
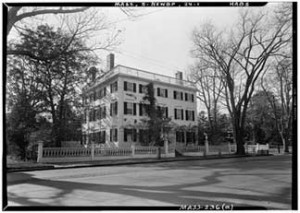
[
  {"left": 95, "top": 4, "right": 276, "bottom": 80},
  {"left": 102, "top": 6, "right": 240, "bottom": 79}
]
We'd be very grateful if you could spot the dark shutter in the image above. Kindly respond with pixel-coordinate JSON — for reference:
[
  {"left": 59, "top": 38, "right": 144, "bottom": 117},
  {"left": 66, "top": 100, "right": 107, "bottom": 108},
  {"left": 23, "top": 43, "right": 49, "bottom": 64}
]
[
  {"left": 124, "top": 129, "right": 127, "bottom": 142},
  {"left": 192, "top": 111, "right": 195, "bottom": 121},
  {"left": 174, "top": 109, "right": 177, "bottom": 119},
  {"left": 157, "top": 88, "right": 160, "bottom": 96},
  {"left": 166, "top": 107, "right": 168, "bottom": 118},
  {"left": 174, "top": 91, "right": 176, "bottom": 99},
  {"left": 181, "top": 109, "right": 184, "bottom": 120},
  {"left": 186, "top": 110, "right": 188, "bottom": 121},
  {"left": 133, "top": 83, "right": 136, "bottom": 92},
  {"left": 110, "top": 103, "right": 112, "bottom": 116},
  {"left": 103, "top": 106, "right": 106, "bottom": 118},
  {"left": 115, "top": 129, "right": 118, "bottom": 141},
  {"left": 124, "top": 102, "right": 127, "bottom": 115},
  {"left": 139, "top": 104, "right": 142, "bottom": 116},
  {"left": 191, "top": 94, "right": 194, "bottom": 102},
  {"left": 110, "top": 129, "right": 112, "bottom": 142},
  {"left": 185, "top": 93, "right": 188, "bottom": 101},
  {"left": 133, "top": 129, "right": 137, "bottom": 142},
  {"left": 181, "top": 92, "right": 183, "bottom": 100},
  {"left": 139, "top": 84, "right": 142, "bottom": 93},
  {"left": 124, "top": 81, "right": 127, "bottom": 91},
  {"left": 165, "top": 89, "right": 168, "bottom": 97},
  {"left": 133, "top": 103, "right": 137, "bottom": 115},
  {"left": 115, "top": 102, "right": 118, "bottom": 115},
  {"left": 110, "top": 84, "right": 113, "bottom": 93},
  {"left": 103, "top": 131, "right": 106, "bottom": 142}
]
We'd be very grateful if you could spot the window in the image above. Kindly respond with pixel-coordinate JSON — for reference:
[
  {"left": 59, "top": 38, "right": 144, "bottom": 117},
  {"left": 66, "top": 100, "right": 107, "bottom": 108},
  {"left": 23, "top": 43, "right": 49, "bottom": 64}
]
[
  {"left": 99, "top": 131, "right": 106, "bottom": 143},
  {"left": 110, "top": 102, "right": 118, "bottom": 116},
  {"left": 124, "top": 81, "right": 136, "bottom": 92},
  {"left": 174, "top": 108, "right": 184, "bottom": 120},
  {"left": 186, "top": 131, "right": 196, "bottom": 143},
  {"left": 139, "top": 84, "right": 148, "bottom": 94},
  {"left": 101, "top": 106, "right": 106, "bottom": 119},
  {"left": 139, "top": 103, "right": 149, "bottom": 116},
  {"left": 110, "top": 81, "right": 118, "bottom": 93},
  {"left": 89, "top": 109, "right": 96, "bottom": 121},
  {"left": 124, "top": 102, "right": 136, "bottom": 115},
  {"left": 176, "top": 131, "right": 185, "bottom": 143},
  {"left": 185, "top": 93, "right": 194, "bottom": 102},
  {"left": 157, "top": 87, "right": 168, "bottom": 98},
  {"left": 174, "top": 91, "right": 183, "bottom": 100},
  {"left": 124, "top": 129, "right": 137, "bottom": 142},
  {"left": 110, "top": 129, "right": 118, "bottom": 142},
  {"left": 157, "top": 106, "right": 168, "bottom": 118},
  {"left": 185, "top": 110, "right": 195, "bottom": 121}
]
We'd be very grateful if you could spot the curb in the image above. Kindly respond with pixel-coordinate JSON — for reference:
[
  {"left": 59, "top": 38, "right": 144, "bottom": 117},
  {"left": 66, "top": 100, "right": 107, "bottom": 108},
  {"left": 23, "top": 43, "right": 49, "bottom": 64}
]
[{"left": 6, "top": 154, "right": 273, "bottom": 173}]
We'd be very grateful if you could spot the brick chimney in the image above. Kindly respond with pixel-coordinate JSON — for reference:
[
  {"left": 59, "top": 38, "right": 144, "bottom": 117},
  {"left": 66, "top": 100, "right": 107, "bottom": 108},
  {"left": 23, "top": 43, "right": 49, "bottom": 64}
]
[
  {"left": 107, "top": 53, "right": 115, "bottom": 71},
  {"left": 175, "top": 71, "right": 183, "bottom": 80}
]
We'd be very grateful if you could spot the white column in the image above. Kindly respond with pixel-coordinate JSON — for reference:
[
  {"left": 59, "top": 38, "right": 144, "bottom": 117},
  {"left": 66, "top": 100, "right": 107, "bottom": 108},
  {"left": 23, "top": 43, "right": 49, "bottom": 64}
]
[{"left": 164, "top": 139, "right": 168, "bottom": 155}]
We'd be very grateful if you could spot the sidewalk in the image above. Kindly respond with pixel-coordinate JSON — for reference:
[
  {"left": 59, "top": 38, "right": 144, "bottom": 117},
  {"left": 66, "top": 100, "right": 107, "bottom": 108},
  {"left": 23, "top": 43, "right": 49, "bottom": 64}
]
[{"left": 6, "top": 153, "right": 276, "bottom": 173}]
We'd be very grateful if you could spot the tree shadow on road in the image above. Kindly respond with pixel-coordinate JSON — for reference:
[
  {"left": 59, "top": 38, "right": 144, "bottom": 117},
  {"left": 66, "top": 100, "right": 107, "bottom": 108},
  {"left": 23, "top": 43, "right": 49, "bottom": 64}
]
[{"left": 6, "top": 168, "right": 291, "bottom": 210}]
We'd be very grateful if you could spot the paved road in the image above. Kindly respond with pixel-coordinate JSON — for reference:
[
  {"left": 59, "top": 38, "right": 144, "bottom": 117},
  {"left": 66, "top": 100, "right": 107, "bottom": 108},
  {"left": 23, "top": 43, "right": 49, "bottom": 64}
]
[{"left": 6, "top": 155, "right": 292, "bottom": 209}]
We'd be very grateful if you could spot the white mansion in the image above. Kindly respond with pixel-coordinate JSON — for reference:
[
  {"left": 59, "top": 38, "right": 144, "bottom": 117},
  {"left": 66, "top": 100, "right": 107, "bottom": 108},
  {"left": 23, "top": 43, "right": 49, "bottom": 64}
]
[{"left": 82, "top": 54, "right": 197, "bottom": 147}]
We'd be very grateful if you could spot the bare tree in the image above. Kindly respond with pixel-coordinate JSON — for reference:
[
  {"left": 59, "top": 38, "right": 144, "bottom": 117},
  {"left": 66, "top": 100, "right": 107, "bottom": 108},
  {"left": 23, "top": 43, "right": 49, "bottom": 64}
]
[
  {"left": 188, "top": 61, "right": 224, "bottom": 135},
  {"left": 191, "top": 5, "right": 291, "bottom": 154},
  {"left": 261, "top": 56, "right": 292, "bottom": 153},
  {"left": 6, "top": 6, "right": 89, "bottom": 36}
]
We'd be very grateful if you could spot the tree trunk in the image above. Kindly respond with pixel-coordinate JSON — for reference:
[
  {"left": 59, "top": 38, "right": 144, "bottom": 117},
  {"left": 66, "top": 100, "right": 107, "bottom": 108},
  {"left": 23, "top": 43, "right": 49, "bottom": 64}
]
[{"left": 235, "top": 126, "right": 246, "bottom": 155}]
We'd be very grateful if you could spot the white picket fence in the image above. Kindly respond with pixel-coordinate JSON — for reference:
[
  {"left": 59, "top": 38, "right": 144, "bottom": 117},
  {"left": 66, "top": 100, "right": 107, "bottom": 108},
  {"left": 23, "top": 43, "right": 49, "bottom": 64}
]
[{"left": 37, "top": 142, "right": 278, "bottom": 163}]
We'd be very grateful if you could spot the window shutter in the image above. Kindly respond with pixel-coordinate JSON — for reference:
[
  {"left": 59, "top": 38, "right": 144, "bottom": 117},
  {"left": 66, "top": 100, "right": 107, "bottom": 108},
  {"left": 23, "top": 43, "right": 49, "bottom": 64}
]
[
  {"left": 124, "top": 129, "right": 127, "bottom": 142},
  {"left": 186, "top": 110, "right": 188, "bottom": 121},
  {"left": 110, "top": 103, "right": 112, "bottom": 116},
  {"left": 166, "top": 107, "right": 168, "bottom": 118},
  {"left": 185, "top": 93, "right": 188, "bottom": 101},
  {"left": 110, "top": 84, "right": 113, "bottom": 93},
  {"left": 133, "top": 103, "right": 137, "bottom": 115},
  {"left": 133, "top": 129, "right": 137, "bottom": 142},
  {"left": 192, "top": 111, "right": 195, "bottom": 121},
  {"left": 174, "top": 109, "right": 177, "bottom": 119},
  {"left": 103, "top": 131, "right": 106, "bottom": 142},
  {"left": 124, "top": 81, "right": 127, "bottom": 91},
  {"left": 104, "top": 106, "right": 107, "bottom": 118},
  {"left": 115, "top": 129, "right": 118, "bottom": 141},
  {"left": 157, "top": 88, "right": 160, "bottom": 96},
  {"left": 133, "top": 83, "right": 136, "bottom": 92},
  {"left": 139, "top": 104, "right": 142, "bottom": 116},
  {"left": 115, "top": 102, "right": 118, "bottom": 115},
  {"left": 174, "top": 91, "right": 176, "bottom": 99},
  {"left": 191, "top": 94, "right": 194, "bottom": 102},
  {"left": 181, "top": 109, "right": 184, "bottom": 120},
  {"left": 165, "top": 89, "right": 168, "bottom": 98},
  {"left": 124, "top": 102, "right": 127, "bottom": 115},
  {"left": 181, "top": 92, "right": 183, "bottom": 100},
  {"left": 110, "top": 129, "right": 112, "bottom": 142},
  {"left": 139, "top": 84, "right": 142, "bottom": 93}
]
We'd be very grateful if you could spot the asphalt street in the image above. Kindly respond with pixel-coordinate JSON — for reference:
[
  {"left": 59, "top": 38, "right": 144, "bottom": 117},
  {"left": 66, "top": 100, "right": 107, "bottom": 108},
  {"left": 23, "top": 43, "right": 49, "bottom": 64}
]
[{"left": 6, "top": 155, "right": 292, "bottom": 209}]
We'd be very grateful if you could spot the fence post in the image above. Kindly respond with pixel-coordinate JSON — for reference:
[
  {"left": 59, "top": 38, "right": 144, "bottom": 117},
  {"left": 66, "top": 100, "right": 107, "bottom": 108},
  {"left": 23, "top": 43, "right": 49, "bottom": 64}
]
[
  {"left": 37, "top": 141, "right": 43, "bottom": 163},
  {"left": 131, "top": 143, "right": 135, "bottom": 156},
  {"left": 91, "top": 143, "right": 95, "bottom": 160},
  {"left": 164, "top": 139, "right": 168, "bottom": 155},
  {"left": 205, "top": 139, "right": 209, "bottom": 155},
  {"left": 256, "top": 143, "right": 259, "bottom": 154}
]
